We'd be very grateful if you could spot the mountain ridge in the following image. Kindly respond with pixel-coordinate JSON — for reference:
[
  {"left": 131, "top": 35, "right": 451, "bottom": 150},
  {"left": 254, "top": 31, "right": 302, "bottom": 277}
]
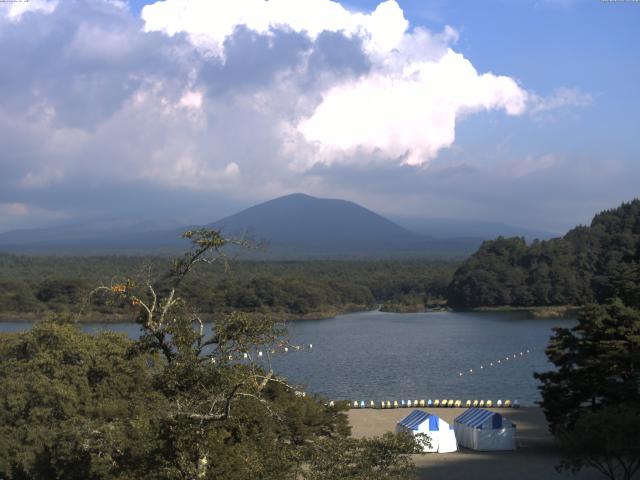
[{"left": 0, "top": 193, "right": 547, "bottom": 257}]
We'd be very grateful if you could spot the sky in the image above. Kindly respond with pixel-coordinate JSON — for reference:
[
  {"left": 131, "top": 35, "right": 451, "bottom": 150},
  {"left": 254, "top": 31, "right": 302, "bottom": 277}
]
[{"left": 0, "top": 0, "right": 638, "bottom": 234}]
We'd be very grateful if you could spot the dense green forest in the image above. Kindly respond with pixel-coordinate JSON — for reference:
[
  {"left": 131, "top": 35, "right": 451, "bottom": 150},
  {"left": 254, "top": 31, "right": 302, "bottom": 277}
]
[
  {"left": 0, "top": 231, "right": 425, "bottom": 479},
  {"left": 0, "top": 255, "right": 456, "bottom": 320},
  {"left": 448, "top": 199, "right": 640, "bottom": 308}
]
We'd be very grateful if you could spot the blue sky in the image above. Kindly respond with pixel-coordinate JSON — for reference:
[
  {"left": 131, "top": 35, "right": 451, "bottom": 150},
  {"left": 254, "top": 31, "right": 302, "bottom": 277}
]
[{"left": 0, "top": 0, "right": 638, "bottom": 234}]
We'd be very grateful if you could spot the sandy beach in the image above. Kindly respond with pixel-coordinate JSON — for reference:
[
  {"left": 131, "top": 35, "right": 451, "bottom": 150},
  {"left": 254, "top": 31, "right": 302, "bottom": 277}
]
[{"left": 348, "top": 407, "right": 603, "bottom": 480}]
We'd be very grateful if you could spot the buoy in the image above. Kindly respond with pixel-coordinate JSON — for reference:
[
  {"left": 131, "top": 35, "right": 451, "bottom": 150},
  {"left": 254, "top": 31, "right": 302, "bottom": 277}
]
[{"left": 486, "top": 400, "right": 493, "bottom": 408}]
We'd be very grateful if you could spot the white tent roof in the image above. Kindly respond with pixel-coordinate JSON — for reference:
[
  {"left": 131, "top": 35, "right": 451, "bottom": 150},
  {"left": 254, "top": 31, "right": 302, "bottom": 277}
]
[
  {"left": 396, "top": 410, "right": 458, "bottom": 453},
  {"left": 454, "top": 408, "right": 516, "bottom": 451},
  {"left": 454, "top": 408, "right": 515, "bottom": 430},
  {"left": 398, "top": 410, "right": 449, "bottom": 432}
]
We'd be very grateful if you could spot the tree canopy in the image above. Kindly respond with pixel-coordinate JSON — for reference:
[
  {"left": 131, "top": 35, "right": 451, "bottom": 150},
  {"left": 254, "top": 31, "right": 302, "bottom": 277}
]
[
  {"left": 534, "top": 296, "right": 640, "bottom": 480},
  {"left": 0, "top": 229, "right": 425, "bottom": 480},
  {"left": 448, "top": 199, "right": 640, "bottom": 308}
]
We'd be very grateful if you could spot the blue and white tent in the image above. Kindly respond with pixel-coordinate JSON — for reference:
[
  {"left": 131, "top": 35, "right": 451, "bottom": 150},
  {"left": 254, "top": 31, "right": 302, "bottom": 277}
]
[
  {"left": 395, "top": 410, "right": 457, "bottom": 453},
  {"left": 454, "top": 408, "right": 516, "bottom": 451}
]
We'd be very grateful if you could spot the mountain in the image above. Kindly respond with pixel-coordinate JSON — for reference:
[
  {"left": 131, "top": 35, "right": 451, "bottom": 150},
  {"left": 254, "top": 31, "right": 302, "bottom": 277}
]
[
  {"left": 0, "top": 194, "right": 482, "bottom": 257},
  {"left": 211, "top": 193, "right": 418, "bottom": 254},
  {"left": 0, "top": 218, "right": 190, "bottom": 254},
  {"left": 389, "top": 215, "right": 557, "bottom": 241}
]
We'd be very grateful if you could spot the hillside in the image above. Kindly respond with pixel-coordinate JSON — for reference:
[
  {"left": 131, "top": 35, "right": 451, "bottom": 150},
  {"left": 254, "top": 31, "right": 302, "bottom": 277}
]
[
  {"left": 389, "top": 215, "right": 557, "bottom": 241},
  {"left": 447, "top": 199, "right": 640, "bottom": 308},
  {"left": 212, "top": 193, "right": 455, "bottom": 255},
  {"left": 0, "top": 194, "right": 481, "bottom": 257}
]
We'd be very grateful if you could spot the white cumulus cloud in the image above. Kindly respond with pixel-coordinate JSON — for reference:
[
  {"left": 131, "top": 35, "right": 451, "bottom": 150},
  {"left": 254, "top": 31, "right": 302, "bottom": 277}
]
[
  {"left": 143, "top": 0, "right": 531, "bottom": 167},
  {"left": 142, "top": 0, "right": 408, "bottom": 58},
  {"left": 1, "top": 0, "right": 57, "bottom": 21},
  {"left": 299, "top": 49, "right": 527, "bottom": 166}
]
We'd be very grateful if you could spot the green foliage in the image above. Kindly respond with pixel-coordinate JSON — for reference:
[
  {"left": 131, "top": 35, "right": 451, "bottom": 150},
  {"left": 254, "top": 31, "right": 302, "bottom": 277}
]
[
  {"left": 449, "top": 199, "right": 640, "bottom": 308},
  {"left": 555, "top": 404, "right": 640, "bottom": 480},
  {"left": 303, "top": 432, "right": 425, "bottom": 480},
  {"left": 0, "top": 255, "right": 456, "bottom": 319},
  {"left": 0, "top": 230, "right": 426, "bottom": 479},
  {"left": 535, "top": 298, "right": 640, "bottom": 434},
  {"left": 0, "top": 322, "right": 165, "bottom": 479}
]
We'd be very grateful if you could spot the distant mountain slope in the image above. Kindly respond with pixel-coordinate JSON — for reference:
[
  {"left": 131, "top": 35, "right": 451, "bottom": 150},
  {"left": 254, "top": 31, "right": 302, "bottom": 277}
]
[
  {"left": 389, "top": 215, "right": 557, "bottom": 241},
  {"left": 210, "top": 193, "right": 427, "bottom": 254},
  {"left": 0, "top": 194, "right": 481, "bottom": 257},
  {"left": 0, "top": 218, "right": 189, "bottom": 253}
]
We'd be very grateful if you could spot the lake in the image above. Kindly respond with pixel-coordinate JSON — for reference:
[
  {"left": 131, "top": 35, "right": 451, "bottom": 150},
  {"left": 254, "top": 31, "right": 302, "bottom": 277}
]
[{"left": 0, "top": 310, "right": 572, "bottom": 405}]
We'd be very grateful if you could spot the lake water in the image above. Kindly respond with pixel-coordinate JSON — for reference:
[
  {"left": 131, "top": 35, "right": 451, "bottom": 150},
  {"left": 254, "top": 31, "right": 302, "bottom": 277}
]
[{"left": 0, "top": 310, "right": 572, "bottom": 405}]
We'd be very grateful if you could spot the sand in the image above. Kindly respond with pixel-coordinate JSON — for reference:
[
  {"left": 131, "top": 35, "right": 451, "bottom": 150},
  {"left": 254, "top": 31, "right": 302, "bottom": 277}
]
[{"left": 348, "top": 407, "right": 603, "bottom": 480}]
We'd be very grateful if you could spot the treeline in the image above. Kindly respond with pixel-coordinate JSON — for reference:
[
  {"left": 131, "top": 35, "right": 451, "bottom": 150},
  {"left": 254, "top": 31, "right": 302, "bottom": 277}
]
[
  {"left": 0, "top": 255, "right": 456, "bottom": 319},
  {"left": 448, "top": 199, "right": 640, "bottom": 308}
]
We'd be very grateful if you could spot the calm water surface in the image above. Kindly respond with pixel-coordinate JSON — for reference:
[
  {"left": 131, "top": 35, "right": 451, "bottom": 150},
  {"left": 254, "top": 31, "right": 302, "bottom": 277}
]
[{"left": 1, "top": 310, "right": 573, "bottom": 404}]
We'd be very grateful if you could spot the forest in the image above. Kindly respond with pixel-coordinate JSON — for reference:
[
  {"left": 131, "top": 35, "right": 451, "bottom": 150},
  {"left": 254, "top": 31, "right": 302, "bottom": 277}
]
[
  {"left": 0, "top": 255, "right": 456, "bottom": 321},
  {"left": 448, "top": 199, "right": 640, "bottom": 308},
  {"left": 3, "top": 199, "right": 639, "bottom": 320},
  {"left": 0, "top": 230, "right": 427, "bottom": 480}
]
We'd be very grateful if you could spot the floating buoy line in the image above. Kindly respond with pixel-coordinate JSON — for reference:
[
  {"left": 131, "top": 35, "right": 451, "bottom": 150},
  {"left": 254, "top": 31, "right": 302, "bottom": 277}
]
[
  {"left": 456, "top": 346, "right": 539, "bottom": 378},
  {"left": 209, "top": 342, "right": 313, "bottom": 364}
]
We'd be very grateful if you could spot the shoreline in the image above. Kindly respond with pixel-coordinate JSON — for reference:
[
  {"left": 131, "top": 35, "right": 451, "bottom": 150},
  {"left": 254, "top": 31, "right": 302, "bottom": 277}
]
[
  {"left": 0, "top": 304, "right": 581, "bottom": 323},
  {"left": 466, "top": 305, "right": 580, "bottom": 318},
  {"left": 0, "top": 304, "right": 377, "bottom": 324}
]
